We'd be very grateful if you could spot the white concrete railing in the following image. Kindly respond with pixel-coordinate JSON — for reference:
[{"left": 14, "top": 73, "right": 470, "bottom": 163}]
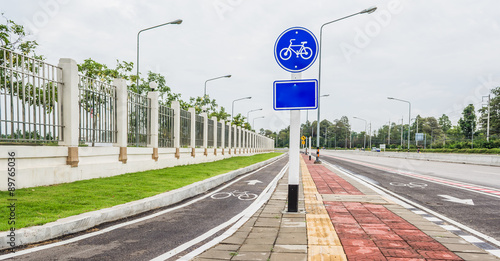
[{"left": 0, "top": 58, "right": 274, "bottom": 190}]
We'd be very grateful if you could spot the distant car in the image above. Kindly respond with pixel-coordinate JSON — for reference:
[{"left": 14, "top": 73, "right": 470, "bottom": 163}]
[{"left": 371, "top": 147, "right": 381, "bottom": 152}]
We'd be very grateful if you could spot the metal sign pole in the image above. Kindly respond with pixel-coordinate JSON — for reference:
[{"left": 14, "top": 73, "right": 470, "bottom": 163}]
[{"left": 288, "top": 72, "right": 301, "bottom": 212}]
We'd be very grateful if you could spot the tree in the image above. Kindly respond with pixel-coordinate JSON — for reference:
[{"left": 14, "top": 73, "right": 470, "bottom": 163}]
[
  {"left": 0, "top": 13, "right": 39, "bottom": 56},
  {"left": 458, "top": 104, "right": 476, "bottom": 140},
  {"left": 181, "top": 95, "right": 217, "bottom": 115},
  {"left": 479, "top": 86, "right": 500, "bottom": 137},
  {"left": 210, "top": 106, "right": 230, "bottom": 121},
  {"left": 438, "top": 114, "right": 452, "bottom": 145},
  {"left": 232, "top": 113, "right": 246, "bottom": 127},
  {"left": 1, "top": 15, "right": 56, "bottom": 114}
]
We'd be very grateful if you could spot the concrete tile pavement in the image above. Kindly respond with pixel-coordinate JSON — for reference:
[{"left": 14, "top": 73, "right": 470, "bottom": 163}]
[{"left": 193, "top": 155, "right": 500, "bottom": 261}]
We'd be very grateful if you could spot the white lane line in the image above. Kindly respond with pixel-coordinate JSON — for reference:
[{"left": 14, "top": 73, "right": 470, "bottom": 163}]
[
  {"left": 440, "top": 225, "right": 459, "bottom": 231},
  {"left": 424, "top": 217, "right": 442, "bottom": 222},
  {"left": 155, "top": 164, "right": 288, "bottom": 261},
  {"left": 0, "top": 159, "right": 282, "bottom": 260},
  {"left": 322, "top": 161, "right": 500, "bottom": 255},
  {"left": 460, "top": 235, "right": 484, "bottom": 243}
]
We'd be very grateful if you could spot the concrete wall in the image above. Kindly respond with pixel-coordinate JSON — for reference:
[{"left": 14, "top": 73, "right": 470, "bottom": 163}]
[{"left": 0, "top": 146, "right": 273, "bottom": 190}]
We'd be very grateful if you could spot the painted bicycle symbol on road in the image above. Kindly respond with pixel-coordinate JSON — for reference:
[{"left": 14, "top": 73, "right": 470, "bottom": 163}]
[
  {"left": 211, "top": 190, "right": 258, "bottom": 201},
  {"left": 279, "top": 39, "right": 313, "bottom": 60},
  {"left": 389, "top": 182, "right": 428, "bottom": 188}
]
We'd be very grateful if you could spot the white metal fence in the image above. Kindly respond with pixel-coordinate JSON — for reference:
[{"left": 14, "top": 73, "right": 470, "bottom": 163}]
[
  {"left": 158, "top": 104, "right": 174, "bottom": 148},
  {"left": 78, "top": 75, "right": 117, "bottom": 145},
  {"left": 0, "top": 47, "right": 63, "bottom": 143},
  {"left": 127, "top": 91, "right": 151, "bottom": 147},
  {"left": 0, "top": 48, "right": 273, "bottom": 153}
]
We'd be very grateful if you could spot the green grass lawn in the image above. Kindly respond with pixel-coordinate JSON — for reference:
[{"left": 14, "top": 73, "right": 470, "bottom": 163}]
[{"left": 1, "top": 153, "right": 282, "bottom": 231}]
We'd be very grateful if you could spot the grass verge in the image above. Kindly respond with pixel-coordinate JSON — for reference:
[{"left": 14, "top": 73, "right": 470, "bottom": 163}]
[{"left": 1, "top": 152, "right": 282, "bottom": 231}]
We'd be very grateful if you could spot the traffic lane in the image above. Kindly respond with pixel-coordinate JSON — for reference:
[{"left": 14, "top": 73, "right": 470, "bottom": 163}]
[
  {"left": 7, "top": 157, "right": 288, "bottom": 261},
  {"left": 321, "top": 155, "right": 500, "bottom": 243},
  {"left": 321, "top": 150, "right": 500, "bottom": 189}
]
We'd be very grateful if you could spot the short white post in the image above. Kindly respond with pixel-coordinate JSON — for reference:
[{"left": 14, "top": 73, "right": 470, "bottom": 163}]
[
  {"left": 147, "top": 91, "right": 159, "bottom": 161},
  {"left": 112, "top": 78, "right": 128, "bottom": 163},
  {"left": 58, "top": 58, "right": 80, "bottom": 167},
  {"left": 189, "top": 108, "right": 196, "bottom": 157},
  {"left": 212, "top": 116, "right": 218, "bottom": 155},
  {"left": 220, "top": 120, "right": 225, "bottom": 154},
  {"left": 237, "top": 126, "right": 242, "bottom": 154},
  {"left": 212, "top": 116, "right": 218, "bottom": 148},
  {"left": 233, "top": 125, "right": 237, "bottom": 154},
  {"left": 201, "top": 112, "right": 208, "bottom": 155},
  {"left": 172, "top": 100, "right": 181, "bottom": 158}
]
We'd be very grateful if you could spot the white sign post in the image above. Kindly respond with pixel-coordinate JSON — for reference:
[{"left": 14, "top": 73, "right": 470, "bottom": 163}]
[
  {"left": 274, "top": 27, "right": 318, "bottom": 213},
  {"left": 288, "top": 73, "right": 301, "bottom": 212}
]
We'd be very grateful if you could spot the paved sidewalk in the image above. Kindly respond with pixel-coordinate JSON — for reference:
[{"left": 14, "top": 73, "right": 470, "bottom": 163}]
[{"left": 193, "top": 155, "right": 500, "bottom": 260}]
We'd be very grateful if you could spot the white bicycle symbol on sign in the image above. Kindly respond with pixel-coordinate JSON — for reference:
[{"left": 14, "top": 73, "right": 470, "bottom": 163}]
[
  {"left": 279, "top": 39, "right": 313, "bottom": 60},
  {"left": 389, "top": 182, "right": 428, "bottom": 188},
  {"left": 211, "top": 190, "right": 258, "bottom": 201}
]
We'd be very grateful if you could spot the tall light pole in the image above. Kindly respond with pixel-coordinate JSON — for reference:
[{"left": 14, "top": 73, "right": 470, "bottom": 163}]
[
  {"left": 204, "top": 75, "right": 231, "bottom": 99},
  {"left": 399, "top": 117, "right": 404, "bottom": 148},
  {"left": 231, "top": 96, "right": 252, "bottom": 124},
  {"left": 315, "top": 6, "right": 377, "bottom": 164},
  {"left": 136, "top": 19, "right": 182, "bottom": 146},
  {"left": 253, "top": 116, "right": 265, "bottom": 129},
  {"left": 353, "top": 117, "right": 367, "bottom": 149},
  {"left": 483, "top": 94, "right": 491, "bottom": 141},
  {"left": 247, "top": 108, "right": 263, "bottom": 123},
  {"left": 388, "top": 97, "right": 411, "bottom": 151},
  {"left": 387, "top": 120, "right": 391, "bottom": 146},
  {"left": 137, "top": 19, "right": 182, "bottom": 91}
]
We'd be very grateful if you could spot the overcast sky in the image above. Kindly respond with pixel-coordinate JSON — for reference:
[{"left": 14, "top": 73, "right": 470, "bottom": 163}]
[{"left": 2, "top": 0, "right": 500, "bottom": 133}]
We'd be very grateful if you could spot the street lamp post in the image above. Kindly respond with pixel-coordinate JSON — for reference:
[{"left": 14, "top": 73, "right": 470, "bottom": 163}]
[
  {"left": 204, "top": 75, "right": 231, "bottom": 99},
  {"left": 136, "top": 19, "right": 182, "bottom": 146},
  {"left": 231, "top": 96, "right": 252, "bottom": 124},
  {"left": 369, "top": 122, "right": 372, "bottom": 149},
  {"left": 253, "top": 116, "right": 265, "bottom": 129},
  {"left": 353, "top": 117, "right": 367, "bottom": 149},
  {"left": 399, "top": 117, "right": 404, "bottom": 147},
  {"left": 315, "top": 6, "right": 377, "bottom": 164},
  {"left": 137, "top": 19, "right": 182, "bottom": 91},
  {"left": 247, "top": 108, "right": 263, "bottom": 123},
  {"left": 388, "top": 97, "right": 411, "bottom": 151}
]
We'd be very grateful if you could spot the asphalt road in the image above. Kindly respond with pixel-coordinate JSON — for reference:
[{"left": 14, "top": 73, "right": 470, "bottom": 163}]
[
  {"left": 322, "top": 151, "right": 500, "bottom": 189},
  {"left": 319, "top": 151, "right": 500, "bottom": 247},
  {"left": 2, "top": 157, "right": 287, "bottom": 261}
]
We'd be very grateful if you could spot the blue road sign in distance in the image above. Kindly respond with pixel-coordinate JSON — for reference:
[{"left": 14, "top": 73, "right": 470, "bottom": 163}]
[
  {"left": 274, "top": 27, "right": 318, "bottom": 73},
  {"left": 273, "top": 79, "right": 318, "bottom": 110}
]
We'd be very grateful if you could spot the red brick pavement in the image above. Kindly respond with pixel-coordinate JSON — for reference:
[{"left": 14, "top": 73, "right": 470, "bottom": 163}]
[{"left": 302, "top": 155, "right": 463, "bottom": 261}]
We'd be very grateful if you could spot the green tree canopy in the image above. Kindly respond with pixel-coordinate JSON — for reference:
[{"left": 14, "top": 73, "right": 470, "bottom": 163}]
[
  {"left": 0, "top": 13, "right": 39, "bottom": 56},
  {"left": 458, "top": 104, "right": 476, "bottom": 139},
  {"left": 479, "top": 86, "right": 500, "bottom": 136}
]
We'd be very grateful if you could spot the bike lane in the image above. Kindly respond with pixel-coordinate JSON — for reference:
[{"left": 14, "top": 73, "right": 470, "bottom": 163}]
[
  {"left": 1, "top": 157, "right": 288, "bottom": 261},
  {"left": 318, "top": 154, "right": 500, "bottom": 259}
]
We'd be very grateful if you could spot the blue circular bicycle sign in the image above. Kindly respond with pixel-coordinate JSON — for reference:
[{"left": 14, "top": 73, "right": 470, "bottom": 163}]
[{"left": 274, "top": 27, "right": 318, "bottom": 73}]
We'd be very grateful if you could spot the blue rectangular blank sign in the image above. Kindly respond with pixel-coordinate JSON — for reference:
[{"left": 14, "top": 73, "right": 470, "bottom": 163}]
[{"left": 273, "top": 79, "right": 318, "bottom": 110}]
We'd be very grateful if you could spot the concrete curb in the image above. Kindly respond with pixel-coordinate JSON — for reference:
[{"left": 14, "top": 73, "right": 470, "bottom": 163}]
[{"left": 0, "top": 153, "right": 286, "bottom": 251}]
